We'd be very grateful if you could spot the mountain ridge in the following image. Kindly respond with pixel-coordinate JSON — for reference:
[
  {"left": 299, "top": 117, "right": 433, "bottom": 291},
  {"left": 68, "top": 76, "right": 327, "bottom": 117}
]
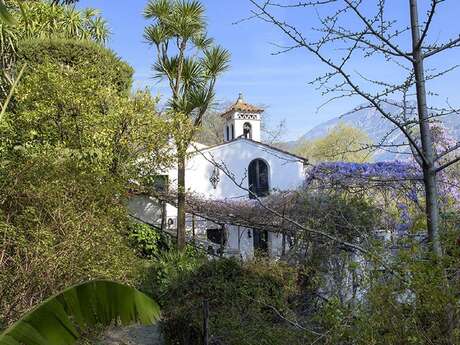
[{"left": 294, "top": 104, "right": 460, "bottom": 161}]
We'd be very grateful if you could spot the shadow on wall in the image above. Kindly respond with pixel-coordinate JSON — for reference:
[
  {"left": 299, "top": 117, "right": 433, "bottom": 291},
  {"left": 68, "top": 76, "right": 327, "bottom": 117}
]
[{"left": 128, "top": 195, "right": 162, "bottom": 227}]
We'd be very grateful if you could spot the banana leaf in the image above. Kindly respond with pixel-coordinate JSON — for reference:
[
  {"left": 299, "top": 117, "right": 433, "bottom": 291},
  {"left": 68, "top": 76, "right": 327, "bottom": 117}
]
[{"left": 0, "top": 280, "right": 161, "bottom": 345}]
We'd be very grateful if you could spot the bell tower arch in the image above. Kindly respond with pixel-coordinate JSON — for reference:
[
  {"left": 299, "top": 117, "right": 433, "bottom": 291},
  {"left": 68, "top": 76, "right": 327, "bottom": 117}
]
[{"left": 221, "top": 93, "right": 263, "bottom": 142}]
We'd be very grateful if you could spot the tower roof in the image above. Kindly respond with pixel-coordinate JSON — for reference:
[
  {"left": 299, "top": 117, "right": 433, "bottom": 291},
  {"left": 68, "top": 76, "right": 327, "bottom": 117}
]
[{"left": 220, "top": 93, "right": 264, "bottom": 118}]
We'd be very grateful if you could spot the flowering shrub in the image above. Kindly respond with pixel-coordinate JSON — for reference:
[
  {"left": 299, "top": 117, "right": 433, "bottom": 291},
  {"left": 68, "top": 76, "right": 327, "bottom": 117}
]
[{"left": 305, "top": 161, "right": 422, "bottom": 186}]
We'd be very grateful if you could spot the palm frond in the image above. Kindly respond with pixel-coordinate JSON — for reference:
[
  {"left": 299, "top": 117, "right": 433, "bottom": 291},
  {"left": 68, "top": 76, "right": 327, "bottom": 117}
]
[
  {"left": 202, "top": 45, "right": 231, "bottom": 77},
  {"left": 181, "top": 57, "right": 205, "bottom": 91},
  {"left": 0, "top": 280, "right": 161, "bottom": 345},
  {"left": 144, "top": 23, "right": 170, "bottom": 46},
  {"left": 192, "top": 33, "right": 213, "bottom": 50},
  {"left": 144, "top": 0, "right": 171, "bottom": 20},
  {"left": 176, "top": 0, "right": 205, "bottom": 20},
  {"left": 168, "top": 0, "right": 205, "bottom": 40},
  {"left": 153, "top": 55, "right": 178, "bottom": 81}
]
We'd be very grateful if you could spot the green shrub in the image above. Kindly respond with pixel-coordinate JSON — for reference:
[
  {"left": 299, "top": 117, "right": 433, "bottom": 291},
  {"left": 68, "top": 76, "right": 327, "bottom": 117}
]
[
  {"left": 128, "top": 221, "right": 171, "bottom": 259},
  {"left": 310, "top": 211, "right": 460, "bottom": 345},
  {"left": 16, "top": 39, "right": 133, "bottom": 94},
  {"left": 0, "top": 149, "right": 144, "bottom": 327},
  {"left": 160, "top": 258, "right": 305, "bottom": 345},
  {"left": 140, "top": 246, "right": 206, "bottom": 303}
]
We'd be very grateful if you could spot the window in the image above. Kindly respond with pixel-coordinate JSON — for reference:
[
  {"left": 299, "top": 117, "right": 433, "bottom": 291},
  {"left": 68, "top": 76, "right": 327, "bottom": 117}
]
[
  {"left": 207, "top": 227, "right": 226, "bottom": 246},
  {"left": 226, "top": 126, "right": 230, "bottom": 141},
  {"left": 253, "top": 229, "right": 268, "bottom": 254},
  {"left": 231, "top": 124, "right": 234, "bottom": 140},
  {"left": 248, "top": 159, "right": 269, "bottom": 199},
  {"left": 243, "top": 122, "right": 252, "bottom": 139}
]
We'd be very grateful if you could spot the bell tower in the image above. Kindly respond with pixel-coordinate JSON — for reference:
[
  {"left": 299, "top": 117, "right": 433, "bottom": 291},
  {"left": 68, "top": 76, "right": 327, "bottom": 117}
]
[{"left": 221, "top": 93, "right": 263, "bottom": 142}]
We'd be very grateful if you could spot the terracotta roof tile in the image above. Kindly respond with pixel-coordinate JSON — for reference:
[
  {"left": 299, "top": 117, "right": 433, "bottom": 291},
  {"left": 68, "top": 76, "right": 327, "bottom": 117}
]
[{"left": 221, "top": 93, "right": 264, "bottom": 117}]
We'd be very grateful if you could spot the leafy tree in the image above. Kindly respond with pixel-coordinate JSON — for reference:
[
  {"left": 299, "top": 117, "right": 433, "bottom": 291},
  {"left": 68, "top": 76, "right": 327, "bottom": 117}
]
[
  {"left": 194, "top": 106, "right": 227, "bottom": 146},
  {"left": 16, "top": 39, "right": 133, "bottom": 94},
  {"left": 294, "top": 123, "right": 373, "bottom": 163},
  {"left": 1, "top": 0, "right": 107, "bottom": 43},
  {"left": 144, "top": 0, "right": 230, "bottom": 250}
]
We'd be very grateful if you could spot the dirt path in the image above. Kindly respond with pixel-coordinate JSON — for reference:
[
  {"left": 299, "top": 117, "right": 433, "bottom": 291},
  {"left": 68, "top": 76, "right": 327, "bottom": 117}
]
[{"left": 101, "top": 324, "right": 164, "bottom": 345}]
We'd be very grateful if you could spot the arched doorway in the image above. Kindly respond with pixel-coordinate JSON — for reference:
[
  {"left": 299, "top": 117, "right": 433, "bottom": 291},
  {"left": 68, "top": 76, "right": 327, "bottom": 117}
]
[{"left": 248, "top": 159, "right": 269, "bottom": 199}]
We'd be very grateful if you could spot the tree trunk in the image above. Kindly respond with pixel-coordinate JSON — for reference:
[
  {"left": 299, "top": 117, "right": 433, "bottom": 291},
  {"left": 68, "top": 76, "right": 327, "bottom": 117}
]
[
  {"left": 409, "top": 0, "right": 442, "bottom": 257},
  {"left": 177, "top": 152, "right": 186, "bottom": 251}
]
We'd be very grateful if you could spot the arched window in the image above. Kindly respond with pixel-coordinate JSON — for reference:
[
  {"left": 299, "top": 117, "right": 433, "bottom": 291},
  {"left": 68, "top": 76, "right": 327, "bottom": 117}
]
[
  {"left": 226, "top": 125, "right": 230, "bottom": 141},
  {"left": 248, "top": 159, "right": 269, "bottom": 199},
  {"left": 231, "top": 124, "right": 234, "bottom": 140},
  {"left": 243, "top": 122, "right": 252, "bottom": 139}
]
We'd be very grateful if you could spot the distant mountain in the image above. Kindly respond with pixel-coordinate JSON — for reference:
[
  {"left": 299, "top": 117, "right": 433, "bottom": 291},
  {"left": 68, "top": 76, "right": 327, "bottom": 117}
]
[{"left": 296, "top": 103, "right": 460, "bottom": 161}]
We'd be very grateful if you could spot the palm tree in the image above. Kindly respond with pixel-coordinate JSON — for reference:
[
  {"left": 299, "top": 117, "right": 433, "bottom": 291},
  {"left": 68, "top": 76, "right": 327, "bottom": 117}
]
[
  {"left": 0, "top": 280, "right": 160, "bottom": 345},
  {"left": 144, "top": 0, "right": 230, "bottom": 250}
]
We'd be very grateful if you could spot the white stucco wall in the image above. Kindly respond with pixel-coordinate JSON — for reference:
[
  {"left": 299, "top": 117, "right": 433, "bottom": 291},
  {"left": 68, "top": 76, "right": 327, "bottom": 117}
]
[
  {"left": 167, "top": 138, "right": 306, "bottom": 200},
  {"left": 129, "top": 138, "right": 306, "bottom": 261},
  {"left": 226, "top": 225, "right": 254, "bottom": 260},
  {"left": 163, "top": 138, "right": 305, "bottom": 260}
]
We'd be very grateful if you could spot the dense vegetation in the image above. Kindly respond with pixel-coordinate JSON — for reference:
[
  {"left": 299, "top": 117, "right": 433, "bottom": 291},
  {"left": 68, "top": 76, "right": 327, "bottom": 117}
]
[
  {"left": 0, "top": 2, "right": 170, "bottom": 327},
  {"left": 1, "top": 1, "right": 459, "bottom": 345}
]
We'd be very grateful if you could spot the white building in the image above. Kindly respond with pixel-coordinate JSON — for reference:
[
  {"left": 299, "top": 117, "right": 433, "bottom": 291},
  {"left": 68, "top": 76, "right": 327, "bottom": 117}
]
[{"left": 129, "top": 94, "right": 308, "bottom": 260}]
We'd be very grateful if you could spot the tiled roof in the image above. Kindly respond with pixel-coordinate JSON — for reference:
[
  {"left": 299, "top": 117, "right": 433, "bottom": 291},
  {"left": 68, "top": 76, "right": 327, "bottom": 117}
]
[{"left": 221, "top": 93, "right": 264, "bottom": 117}]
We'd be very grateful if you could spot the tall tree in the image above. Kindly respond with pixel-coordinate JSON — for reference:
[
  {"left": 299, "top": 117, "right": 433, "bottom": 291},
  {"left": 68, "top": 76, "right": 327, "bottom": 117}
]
[
  {"left": 144, "top": 0, "right": 230, "bottom": 250},
  {"left": 249, "top": 0, "right": 460, "bottom": 257},
  {"left": 294, "top": 123, "right": 373, "bottom": 163}
]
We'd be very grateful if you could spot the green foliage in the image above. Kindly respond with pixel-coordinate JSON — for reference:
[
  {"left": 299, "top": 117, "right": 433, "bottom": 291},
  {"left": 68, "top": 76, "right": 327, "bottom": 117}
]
[
  {"left": 306, "top": 209, "right": 460, "bottom": 345},
  {"left": 0, "top": 280, "right": 160, "bottom": 345},
  {"left": 16, "top": 39, "right": 133, "bottom": 94},
  {"left": 193, "top": 107, "right": 226, "bottom": 145},
  {"left": 0, "top": 30, "right": 170, "bottom": 327},
  {"left": 294, "top": 123, "right": 373, "bottom": 163},
  {"left": 2, "top": 1, "right": 108, "bottom": 43},
  {"left": 143, "top": 246, "right": 206, "bottom": 302},
  {"left": 303, "top": 192, "right": 380, "bottom": 241},
  {"left": 160, "top": 258, "right": 304, "bottom": 345},
  {"left": 0, "top": 62, "right": 24, "bottom": 122},
  {"left": 0, "top": 147, "right": 144, "bottom": 326},
  {"left": 0, "top": 1, "right": 109, "bottom": 101},
  {"left": 0, "top": 2, "right": 14, "bottom": 25},
  {"left": 144, "top": 0, "right": 230, "bottom": 119},
  {"left": 128, "top": 222, "right": 172, "bottom": 259},
  {"left": 3, "top": 51, "right": 168, "bottom": 176}
]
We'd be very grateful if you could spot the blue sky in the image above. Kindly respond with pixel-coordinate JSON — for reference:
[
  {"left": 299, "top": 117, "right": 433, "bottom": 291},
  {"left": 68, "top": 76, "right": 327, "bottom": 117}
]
[{"left": 77, "top": 0, "right": 460, "bottom": 140}]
